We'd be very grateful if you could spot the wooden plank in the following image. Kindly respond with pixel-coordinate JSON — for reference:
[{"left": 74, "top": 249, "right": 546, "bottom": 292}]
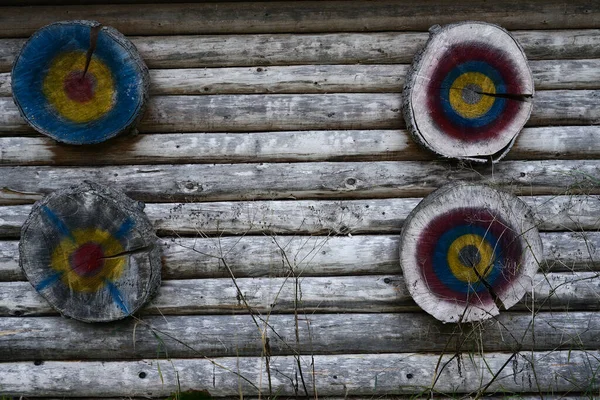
[
  {"left": 2, "top": 195, "right": 599, "bottom": 238},
  {"left": 2, "top": 230, "right": 599, "bottom": 281},
  {"left": 2, "top": 311, "right": 600, "bottom": 361},
  {"left": 2, "top": 126, "right": 600, "bottom": 166},
  {"left": 2, "top": 31, "right": 600, "bottom": 72},
  {"left": 2, "top": 272, "right": 599, "bottom": 317},
  {"left": 1, "top": 351, "right": 598, "bottom": 396},
  {"left": 1, "top": 60, "right": 598, "bottom": 97},
  {"left": 1, "top": 160, "right": 599, "bottom": 205},
  {"left": 1, "top": 1, "right": 598, "bottom": 37},
  {"left": 1, "top": 91, "right": 598, "bottom": 134}
]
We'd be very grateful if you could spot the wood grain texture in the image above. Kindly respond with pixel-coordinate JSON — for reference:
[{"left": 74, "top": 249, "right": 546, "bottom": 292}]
[
  {"left": 1, "top": 351, "right": 598, "bottom": 396},
  {"left": 2, "top": 60, "right": 598, "bottom": 97},
  {"left": 1, "top": 91, "right": 598, "bottom": 134},
  {"left": 1, "top": 160, "right": 599, "bottom": 205},
  {"left": 2, "top": 310, "right": 600, "bottom": 361},
  {"left": 1, "top": 126, "right": 599, "bottom": 167},
  {"left": 2, "top": 30, "right": 600, "bottom": 72},
  {"left": 1, "top": 1, "right": 598, "bottom": 37},
  {"left": 2, "top": 272, "right": 599, "bottom": 317},
  {"left": 3, "top": 195, "right": 599, "bottom": 238},
  {"left": 1, "top": 230, "right": 599, "bottom": 282}
]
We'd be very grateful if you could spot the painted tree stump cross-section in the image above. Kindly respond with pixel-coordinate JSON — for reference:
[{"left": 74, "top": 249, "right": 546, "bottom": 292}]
[
  {"left": 19, "top": 181, "right": 161, "bottom": 322},
  {"left": 399, "top": 183, "right": 542, "bottom": 323},
  {"left": 11, "top": 20, "right": 149, "bottom": 145},
  {"left": 403, "top": 22, "right": 534, "bottom": 162}
]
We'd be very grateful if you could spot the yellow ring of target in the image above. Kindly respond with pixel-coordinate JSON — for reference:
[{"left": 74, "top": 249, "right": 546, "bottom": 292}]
[
  {"left": 447, "top": 234, "right": 495, "bottom": 283},
  {"left": 43, "top": 51, "right": 115, "bottom": 123},
  {"left": 50, "top": 228, "right": 125, "bottom": 292},
  {"left": 449, "top": 72, "right": 496, "bottom": 119}
]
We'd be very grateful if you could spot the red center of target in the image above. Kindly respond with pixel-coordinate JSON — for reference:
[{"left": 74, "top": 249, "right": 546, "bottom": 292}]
[
  {"left": 63, "top": 71, "right": 96, "bottom": 103},
  {"left": 71, "top": 242, "right": 105, "bottom": 277}
]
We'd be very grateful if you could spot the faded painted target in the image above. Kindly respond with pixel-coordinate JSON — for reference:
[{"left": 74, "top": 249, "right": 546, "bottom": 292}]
[
  {"left": 20, "top": 182, "right": 161, "bottom": 322},
  {"left": 399, "top": 183, "right": 542, "bottom": 323},
  {"left": 12, "top": 20, "right": 149, "bottom": 145},
  {"left": 403, "top": 22, "right": 534, "bottom": 162}
]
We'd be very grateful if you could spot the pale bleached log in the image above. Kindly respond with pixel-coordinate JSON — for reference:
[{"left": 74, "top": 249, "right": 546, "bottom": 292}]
[
  {"left": 1, "top": 230, "right": 598, "bottom": 282},
  {"left": 2, "top": 272, "right": 599, "bottom": 317},
  {"left": 1, "top": 126, "right": 599, "bottom": 166},
  {"left": 1, "top": 351, "right": 598, "bottom": 396},
  {"left": 1, "top": 31, "right": 600, "bottom": 72},
  {"left": 0, "top": 91, "right": 598, "bottom": 134},
  {"left": 2, "top": 160, "right": 600, "bottom": 205},
  {"left": 1, "top": 60, "right": 598, "bottom": 97},
  {"left": 1, "top": 311, "right": 600, "bottom": 361},
  {"left": 2, "top": 195, "right": 599, "bottom": 238},
  {"left": 1, "top": 1, "right": 598, "bottom": 37}
]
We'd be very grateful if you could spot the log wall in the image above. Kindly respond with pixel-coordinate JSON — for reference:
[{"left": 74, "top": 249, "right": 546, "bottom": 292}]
[{"left": 1, "top": 1, "right": 599, "bottom": 398}]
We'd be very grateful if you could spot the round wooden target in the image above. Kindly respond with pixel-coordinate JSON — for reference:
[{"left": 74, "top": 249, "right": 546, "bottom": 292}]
[
  {"left": 12, "top": 20, "right": 149, "bottom": 145},
  {"left": 20, "top": 181, "right": 161, "bottom": 322},
  {"left": 402, "top": 22, "right": 534, "bottom": 163},
  {"left": 399, "top": 183, "right": 542, "bottom": 323}
]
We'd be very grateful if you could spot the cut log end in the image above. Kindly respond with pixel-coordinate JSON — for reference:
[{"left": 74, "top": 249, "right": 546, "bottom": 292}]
[
  {"left": 19, "top": 181, "right": 161, "bottom": 322},
  {"left": 399, "top": 182, "right": 543, "bottom": 323},
  {"left": 11, "top": 20, "right": 149, "bottom": 145},
  {"left": 403, "top": 21, "right": 534, "bottom": 163}
]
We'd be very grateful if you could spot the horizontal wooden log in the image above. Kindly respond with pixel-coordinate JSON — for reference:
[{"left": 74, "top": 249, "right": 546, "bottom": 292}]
[
  {"left": 1, "top": 310, "right": 599, "bottom": 361},
  {"left": 1, "top": 60, "right": 598, "bottom": 97},
  {"left": 2, "top": 272, "right": 599, "bottom": 317},
  {"left": 1, "top": 91, "right": 598, "bottom": 134},
  {"left": 1, "top": 351, "right": 598, "bottom": 396},
  {"left": 1, "top": 160, "right": 600, "bottom": 205},
  {"left": 2, "top": 195, "right": 599, "bottom": 238},
  {"left": 2, "top": 31, "right": 600, "bottom": 72},
  {"left": 1, "top": 1, "right": 598, "bottom": 37},
  {"left": 1, "top": 230, "right": 598, "bottom": 281},
  {"left": 1, "top": 126, "right": 599, "bottom": 167}
]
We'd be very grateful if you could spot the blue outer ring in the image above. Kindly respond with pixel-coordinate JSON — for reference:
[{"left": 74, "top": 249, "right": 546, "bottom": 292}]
[
  {"left": 432, "top": 225, "right": 504, "bottom": 294},
  {"left": 439, "top": 61, "right": 507, "bottom": 129},
  {"left": 12, "top": 21, "right": 147, "bottom": 144}
]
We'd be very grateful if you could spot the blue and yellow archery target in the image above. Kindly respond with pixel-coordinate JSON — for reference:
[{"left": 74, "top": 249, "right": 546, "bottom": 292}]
[
  {"left": 19, "top": 182, "right": 161, "bottom": 322},
  {"left": 404, "top": 22, "right": 534, "bottom": 161},
  {"left": 12, "top": 20, "right": 148, "bottom": 145},
  {"left": 49, "top": 227, "right": 126, "bottom": 293},
  {"left": 43, "top": 52, "right": 115, "bottom": 124},
  {"left": 399, "top": 183, "right": 542, "bottom": 323}
]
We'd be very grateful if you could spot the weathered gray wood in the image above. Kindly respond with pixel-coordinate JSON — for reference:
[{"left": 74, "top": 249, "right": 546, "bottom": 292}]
[
  {"left": 1, "top": 351, "right": 598, "bottom": 396},
  {"left": 2, "top": 272, "right": 599, "bottom": 317},
  {"left": 1, "top": 1, "right": 598, "bottom": 37},
  {"left": 2, "top": 310, "right": 600, "bottom": 361},
  {"left": 3, "top": 230, "right": 599, "bottom": 281},
  {"left": 19, "top": 182, "right": 161, "bottom": 322},
  {"left": 0, "top": 91, "right": 598, "bottom": 134},
  {"left": 400, "top": 183, "right": 542, "bottom": 322},
  {"left": 1, "top": 230, "right": 599, "bottom": 282},
  {"left": 1, "top": 31, "right": 600, "bottom": 72},
  {"left": 2, "top": 195, "right": 599, "bottom": 238},
  {"left": 1, "top": 160, "right": 599, "bottom": 205},
  {"left": 1, "top": 60, "right": 597, "bottom": 97},
  {"left": 2, "top": 126, "right": 599, "bottom": 166}
]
